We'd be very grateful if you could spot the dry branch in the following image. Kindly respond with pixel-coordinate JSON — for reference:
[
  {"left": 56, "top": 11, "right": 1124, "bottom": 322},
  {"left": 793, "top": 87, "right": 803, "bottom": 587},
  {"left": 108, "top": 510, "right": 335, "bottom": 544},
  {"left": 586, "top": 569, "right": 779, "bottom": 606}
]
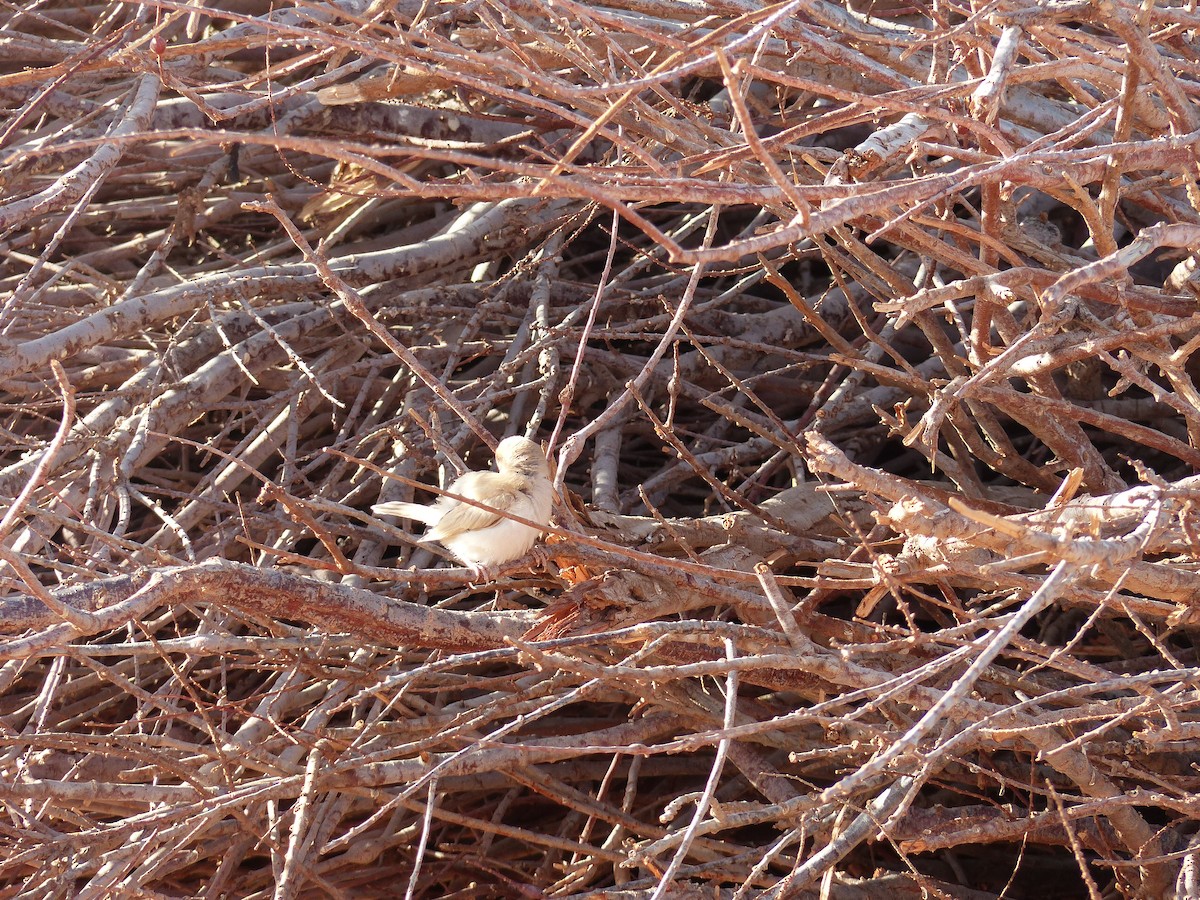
[{"left": 3, "top": 0, "right": 1200, "bottom": 897}]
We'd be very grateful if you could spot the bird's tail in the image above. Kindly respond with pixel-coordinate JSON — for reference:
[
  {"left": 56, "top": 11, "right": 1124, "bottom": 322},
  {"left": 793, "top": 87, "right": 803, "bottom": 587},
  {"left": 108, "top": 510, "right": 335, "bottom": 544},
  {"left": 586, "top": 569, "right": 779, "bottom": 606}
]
[{"left": 372, "top": 501, "right": 440, "bottom": 526}]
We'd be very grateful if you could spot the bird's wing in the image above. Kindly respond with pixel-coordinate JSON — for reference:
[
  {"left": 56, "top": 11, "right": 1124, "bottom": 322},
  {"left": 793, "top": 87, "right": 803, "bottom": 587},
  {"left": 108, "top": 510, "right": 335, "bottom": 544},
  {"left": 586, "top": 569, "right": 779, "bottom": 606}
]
[{"left": 426, "top": 472, "right": 524, "bottom": 541}]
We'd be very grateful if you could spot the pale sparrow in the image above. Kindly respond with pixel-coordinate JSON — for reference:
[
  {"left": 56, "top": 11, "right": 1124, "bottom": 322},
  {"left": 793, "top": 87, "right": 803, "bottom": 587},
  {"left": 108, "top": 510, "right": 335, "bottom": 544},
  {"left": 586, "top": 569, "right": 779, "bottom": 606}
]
[{"left": 373, "top": 436, "right": 553, "bottom": 573}]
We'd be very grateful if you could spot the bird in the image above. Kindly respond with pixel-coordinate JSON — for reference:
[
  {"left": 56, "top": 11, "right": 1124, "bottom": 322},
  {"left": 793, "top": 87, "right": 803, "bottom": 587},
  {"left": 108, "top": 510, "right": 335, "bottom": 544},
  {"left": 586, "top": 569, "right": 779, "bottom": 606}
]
[{"left": 372, "top": 436, "right": 553, "bottom": 575}]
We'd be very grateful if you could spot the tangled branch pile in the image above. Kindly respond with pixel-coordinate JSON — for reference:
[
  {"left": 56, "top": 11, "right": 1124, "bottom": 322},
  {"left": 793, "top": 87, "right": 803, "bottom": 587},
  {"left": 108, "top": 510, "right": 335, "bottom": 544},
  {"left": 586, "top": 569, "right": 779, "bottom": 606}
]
[{"left": 4, "top": 0, "right": 1200, "bottom": 896}]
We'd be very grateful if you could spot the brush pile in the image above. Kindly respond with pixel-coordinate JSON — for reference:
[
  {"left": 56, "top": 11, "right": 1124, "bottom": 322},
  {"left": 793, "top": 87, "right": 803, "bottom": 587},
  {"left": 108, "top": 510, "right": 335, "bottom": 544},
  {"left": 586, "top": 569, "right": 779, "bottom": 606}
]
[{"left": 3, "top": 0, "right": 1200, "bottom": 896}]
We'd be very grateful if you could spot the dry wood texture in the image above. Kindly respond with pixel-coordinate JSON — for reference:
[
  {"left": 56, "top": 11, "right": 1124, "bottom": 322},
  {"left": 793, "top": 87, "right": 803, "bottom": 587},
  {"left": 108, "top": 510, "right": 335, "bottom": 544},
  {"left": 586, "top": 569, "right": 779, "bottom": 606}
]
[{"left": 3, "top": 0, "right": 1200, "bottom": 897}]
